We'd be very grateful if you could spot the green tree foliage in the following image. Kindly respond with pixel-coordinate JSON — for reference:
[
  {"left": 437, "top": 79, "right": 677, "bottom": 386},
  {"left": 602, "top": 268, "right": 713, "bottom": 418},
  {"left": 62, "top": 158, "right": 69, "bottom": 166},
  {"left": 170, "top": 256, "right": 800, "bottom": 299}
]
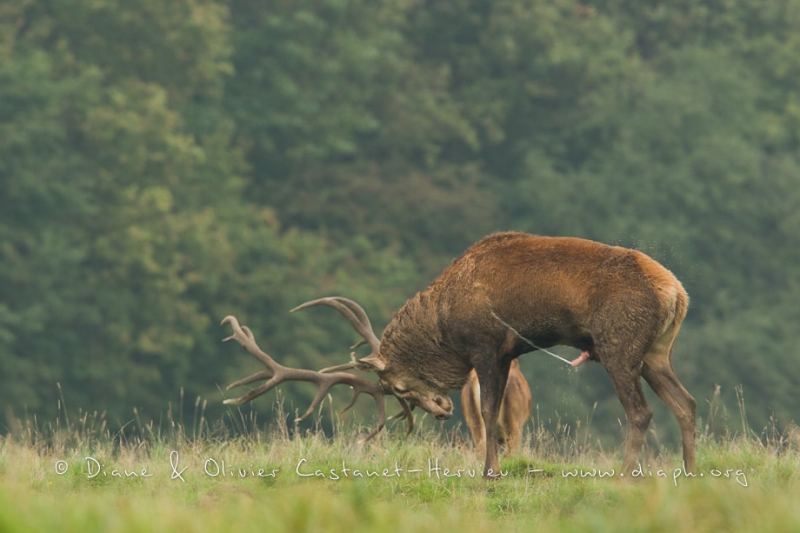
[{"left": 0, "top": 0, "right": 796, "bottom": 437}]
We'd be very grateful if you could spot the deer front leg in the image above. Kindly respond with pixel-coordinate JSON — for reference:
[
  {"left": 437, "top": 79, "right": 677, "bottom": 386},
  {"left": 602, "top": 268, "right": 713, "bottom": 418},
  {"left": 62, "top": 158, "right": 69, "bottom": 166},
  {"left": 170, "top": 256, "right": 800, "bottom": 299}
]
[{"left": 473, "top": 356, "right": 511, "bottom": 479}]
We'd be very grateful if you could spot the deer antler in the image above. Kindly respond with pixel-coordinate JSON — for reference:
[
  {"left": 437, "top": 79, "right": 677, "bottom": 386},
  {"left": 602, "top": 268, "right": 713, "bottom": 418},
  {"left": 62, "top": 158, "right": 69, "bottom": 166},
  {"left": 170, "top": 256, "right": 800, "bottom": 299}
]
[
  {"left": 290, "top": 296, "right": 384, "bottom": 373},
  {"left": 290, "top": 296, "right": 417, "bottom": 434},
  {"left": 388, "top": 397, "right": 415, "bottom": 436},
  {"left": 221, "top": 315, "right": 387, "bottom": 440}
]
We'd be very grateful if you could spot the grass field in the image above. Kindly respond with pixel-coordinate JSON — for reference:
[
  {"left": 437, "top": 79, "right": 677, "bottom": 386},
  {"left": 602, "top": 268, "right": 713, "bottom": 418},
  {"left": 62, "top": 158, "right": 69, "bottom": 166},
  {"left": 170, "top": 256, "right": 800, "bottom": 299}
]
[{"left": 1, "top": 405, "right": 798, "bottom": 533}]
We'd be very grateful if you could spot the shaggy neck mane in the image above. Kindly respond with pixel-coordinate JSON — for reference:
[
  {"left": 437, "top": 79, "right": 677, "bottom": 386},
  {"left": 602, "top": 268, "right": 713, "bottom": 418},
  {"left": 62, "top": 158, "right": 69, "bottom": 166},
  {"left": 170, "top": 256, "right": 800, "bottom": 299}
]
[{"left": 379, "top": 289, "right": 472, "bottom": 391}]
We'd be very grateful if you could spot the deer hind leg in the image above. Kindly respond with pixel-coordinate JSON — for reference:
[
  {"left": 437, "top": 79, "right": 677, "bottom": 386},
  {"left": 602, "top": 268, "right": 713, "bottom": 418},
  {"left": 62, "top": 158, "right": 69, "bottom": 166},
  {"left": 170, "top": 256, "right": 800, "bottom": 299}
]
[
  {"left": 594, "top": 326, "right": 652, "bottom": 476},
  {"left": 642, "top": 329, "right": 696, "bottom": 473},
  {"left": 592, "top": 292, "right": 665, "bottom": 476},
  {"left": 460, "top": 370, "right": 486, "bottom": 457},
  {"left": 605, "top": 361, "right": 652, "bottom": 477}
]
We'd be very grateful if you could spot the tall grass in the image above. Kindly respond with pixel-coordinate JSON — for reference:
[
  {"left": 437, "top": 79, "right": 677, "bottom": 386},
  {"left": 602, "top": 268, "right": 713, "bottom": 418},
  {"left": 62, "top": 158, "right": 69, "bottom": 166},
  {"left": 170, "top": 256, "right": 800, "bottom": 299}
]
[{"left": 1, "top": 393, "right": 798, "bottom": 532}]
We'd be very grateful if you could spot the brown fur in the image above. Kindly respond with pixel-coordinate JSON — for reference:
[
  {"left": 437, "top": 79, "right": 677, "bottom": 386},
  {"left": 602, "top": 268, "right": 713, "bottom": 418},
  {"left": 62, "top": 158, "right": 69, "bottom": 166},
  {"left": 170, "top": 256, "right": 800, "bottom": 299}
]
[
  {"left": 375, "top": 231, "right": 695, "bottom": 478},
  {"left": 461, "top": 359, "right": 531, "bottom": 455}
]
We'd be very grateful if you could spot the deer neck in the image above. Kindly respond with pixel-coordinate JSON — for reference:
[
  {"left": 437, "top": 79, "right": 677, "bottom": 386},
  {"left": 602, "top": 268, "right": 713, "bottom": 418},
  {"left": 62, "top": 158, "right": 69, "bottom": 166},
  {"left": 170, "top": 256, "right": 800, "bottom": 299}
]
[{"left": 380, "top": 291, "right": 471, "bottom": 390}]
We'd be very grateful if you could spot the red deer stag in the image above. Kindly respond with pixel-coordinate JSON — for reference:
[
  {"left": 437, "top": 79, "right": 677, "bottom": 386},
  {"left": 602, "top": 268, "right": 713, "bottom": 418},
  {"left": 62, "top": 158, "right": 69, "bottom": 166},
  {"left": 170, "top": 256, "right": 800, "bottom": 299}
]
[
  {"left": 221, "top": 232, "right": 695, "bottom": 478},
  {"left": 461, "top": 360, "right": 531, "bottom": 455}
]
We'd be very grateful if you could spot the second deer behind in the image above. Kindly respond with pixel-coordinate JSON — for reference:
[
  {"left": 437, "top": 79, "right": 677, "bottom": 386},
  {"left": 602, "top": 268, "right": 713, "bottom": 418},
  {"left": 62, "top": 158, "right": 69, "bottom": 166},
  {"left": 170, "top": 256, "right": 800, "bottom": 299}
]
[{"left": 461, "top": 359, "right": 531, "bottom": 455}]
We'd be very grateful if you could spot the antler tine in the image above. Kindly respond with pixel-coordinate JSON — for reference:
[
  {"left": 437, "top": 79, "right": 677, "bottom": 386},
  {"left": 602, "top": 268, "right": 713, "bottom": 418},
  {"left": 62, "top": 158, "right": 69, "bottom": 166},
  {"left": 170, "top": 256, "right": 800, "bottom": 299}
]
[
  {"left": 225, "top": 370, "right": 271, "bottom": 390},
  {"left": 387, "top": 397, "right": 415, "bottom": 436},
  {"left": 221, "top": 316, "right": 387, "bottom": 433},
  {"left": 318, "top": 351, "right": 360, "bottom": 374},
  {"left": 290, "top": 296, "right": 381, "bottom": 355},
  {"left": 221, "top": 316, "right": 279, "bottom": 370},
  {"left": 350, "top": 338, "right": 367, "bottom": 350},
  {"left": 327, "top": 296, "right": 378, "bottom": 338}
]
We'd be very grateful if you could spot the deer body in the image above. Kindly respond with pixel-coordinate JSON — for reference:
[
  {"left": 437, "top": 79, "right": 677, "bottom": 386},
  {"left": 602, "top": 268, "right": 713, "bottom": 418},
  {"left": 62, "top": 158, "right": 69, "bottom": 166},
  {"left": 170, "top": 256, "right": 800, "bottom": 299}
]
[
  {"left": 222, "top": 231, "right": 695, "bottom": 479},
  {"left": 376, "top": 232, "right": 694, "bottom": 476},
  {"left": 461, "top": 359, "right": 531, "bottom": 455}
]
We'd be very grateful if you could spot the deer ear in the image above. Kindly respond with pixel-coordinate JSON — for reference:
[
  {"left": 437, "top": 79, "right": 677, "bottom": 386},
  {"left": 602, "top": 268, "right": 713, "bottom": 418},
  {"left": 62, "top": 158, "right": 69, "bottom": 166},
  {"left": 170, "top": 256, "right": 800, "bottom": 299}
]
[{"left": 358, "top": 355, "right": 386, "bottom": 372}]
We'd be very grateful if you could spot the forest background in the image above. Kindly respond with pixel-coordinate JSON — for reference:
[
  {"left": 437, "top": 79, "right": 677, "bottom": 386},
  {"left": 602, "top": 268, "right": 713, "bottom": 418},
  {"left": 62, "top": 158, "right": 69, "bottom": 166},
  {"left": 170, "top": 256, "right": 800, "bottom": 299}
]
[{"left": 2, "top": 0, "right": 798, "bottom": 442}]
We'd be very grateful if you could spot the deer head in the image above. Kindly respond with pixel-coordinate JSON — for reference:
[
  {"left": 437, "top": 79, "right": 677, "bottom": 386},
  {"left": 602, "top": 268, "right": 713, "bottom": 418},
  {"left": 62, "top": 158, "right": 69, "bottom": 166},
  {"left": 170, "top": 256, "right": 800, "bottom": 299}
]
[
  {"left": 220, "top": 296, "right": 440, "bottom": 440},
  {"left": 291, "top": 297, "right": 455, "bottom": 421}
]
